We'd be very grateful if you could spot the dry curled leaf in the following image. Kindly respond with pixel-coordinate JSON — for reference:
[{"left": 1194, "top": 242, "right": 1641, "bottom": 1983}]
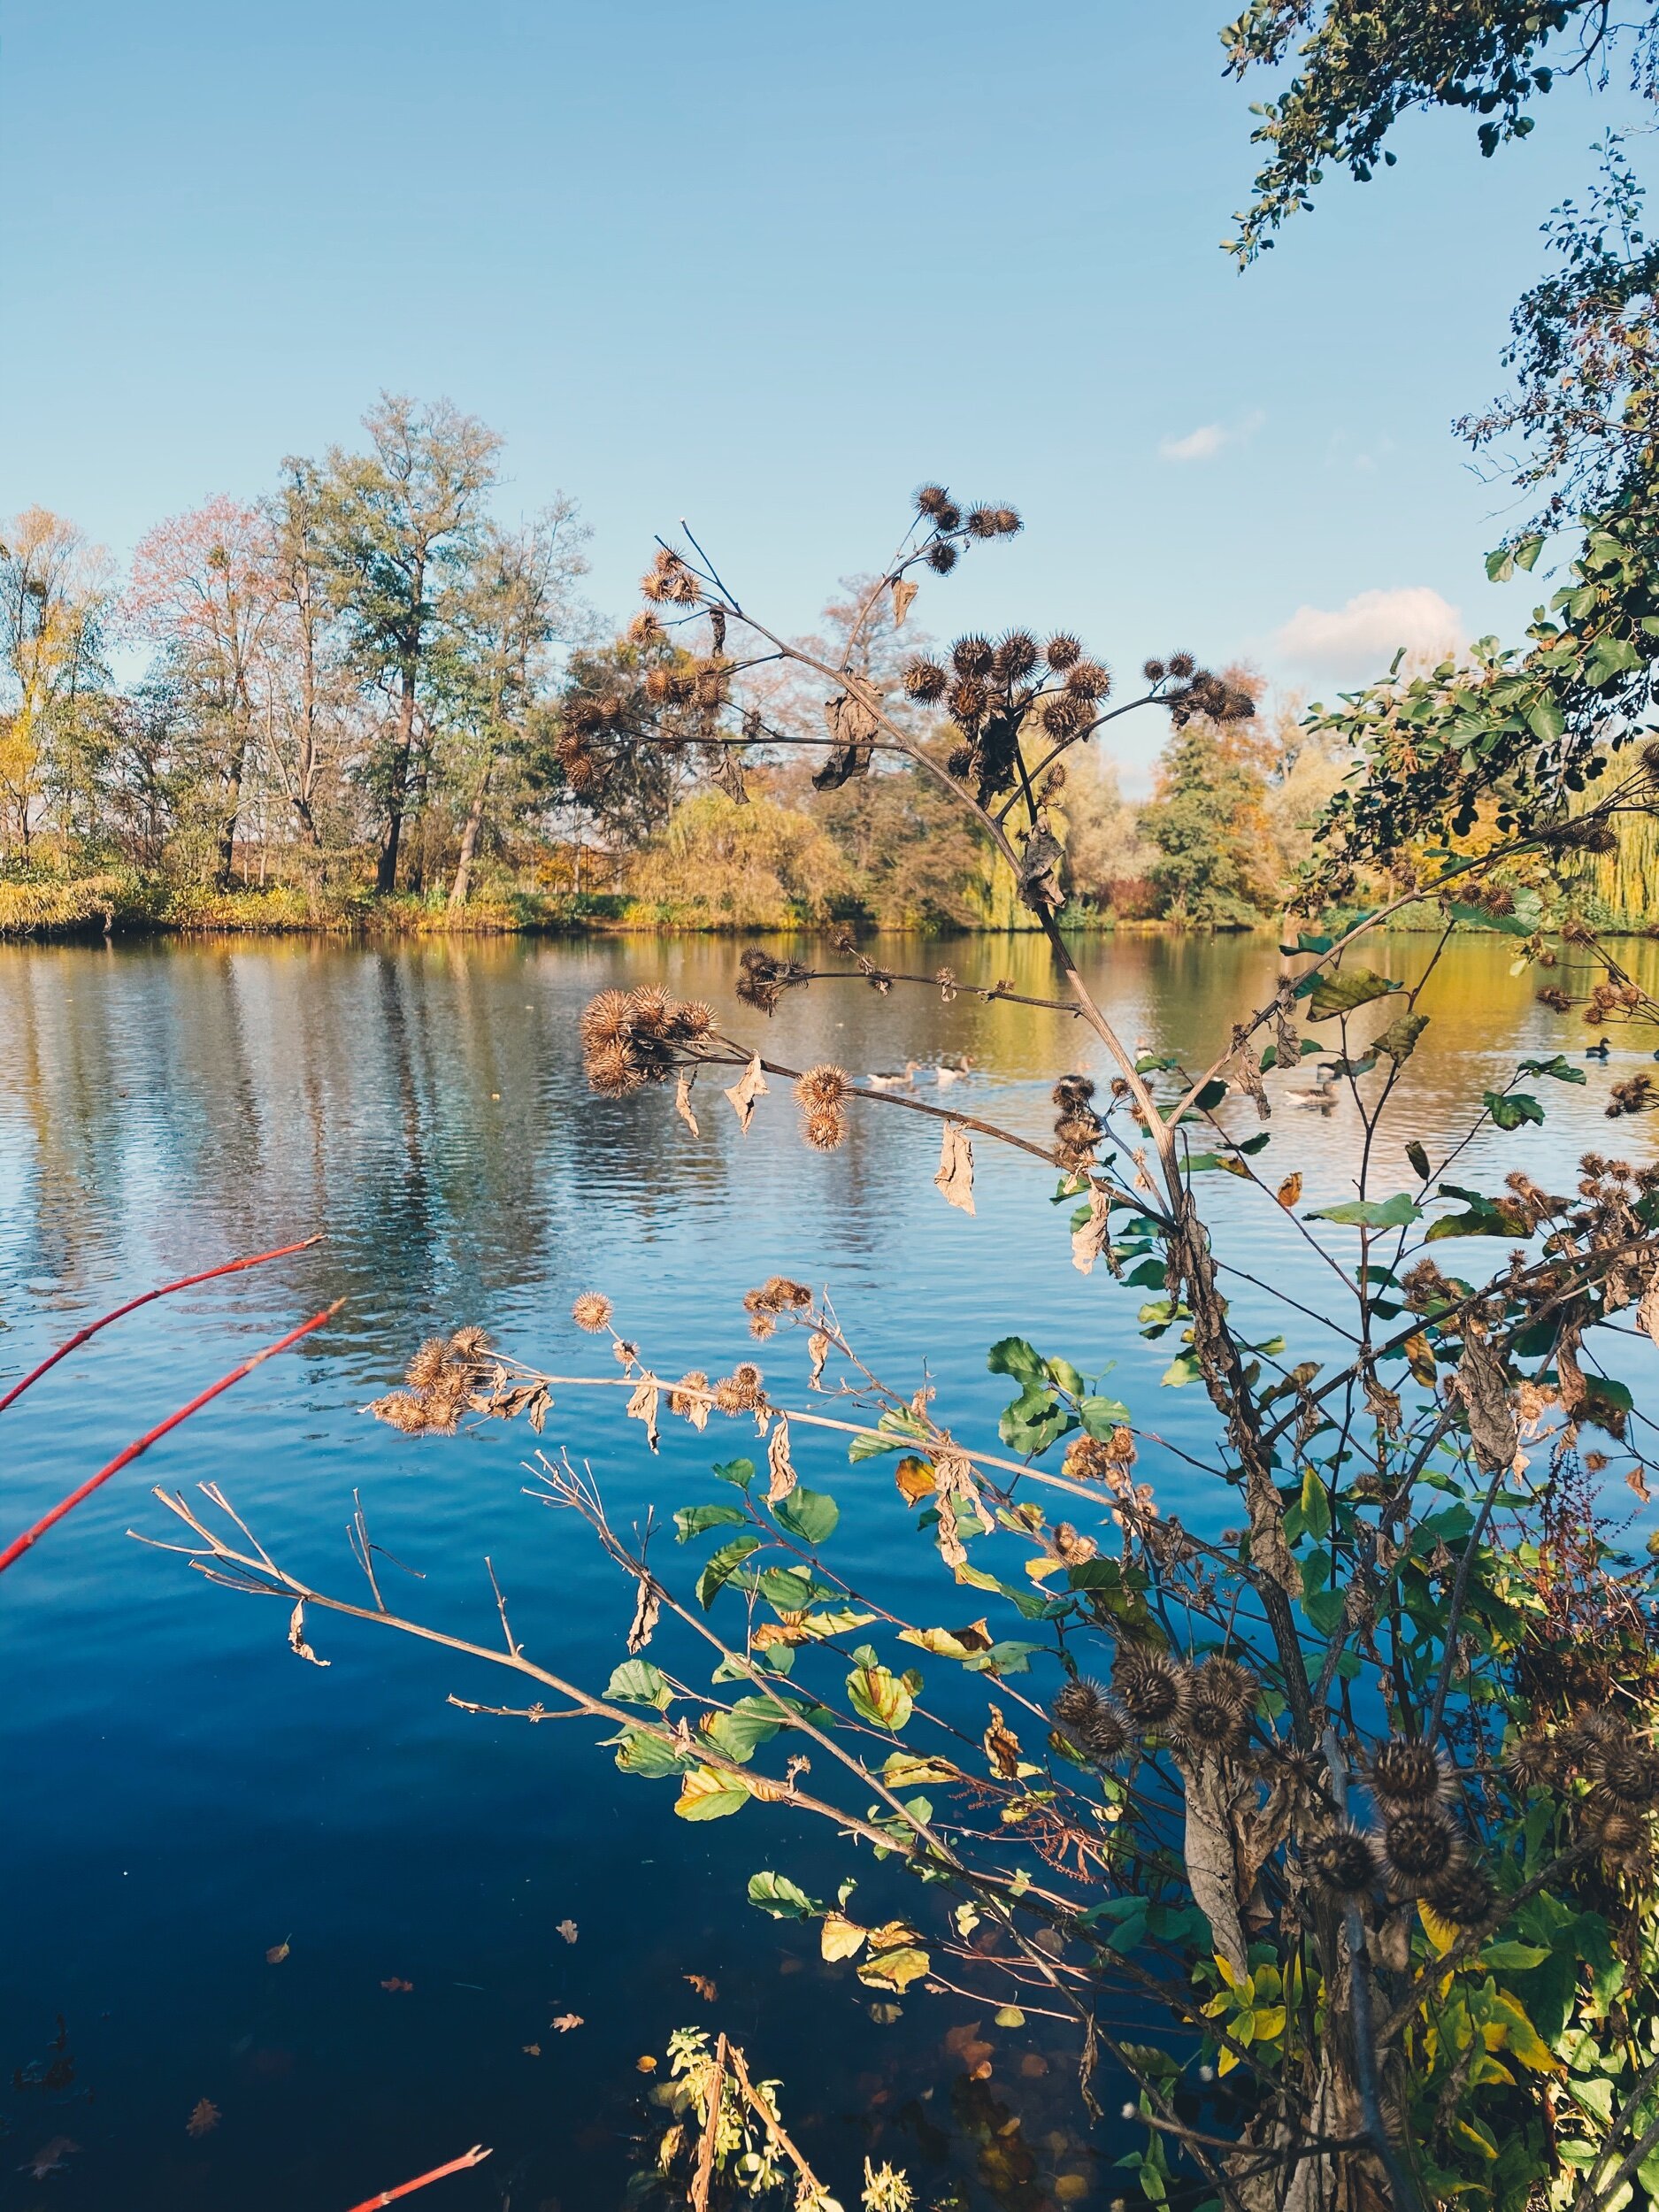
[
  {"left": 186, "top": 2098, "right": 220, "bottom": 2139},
  {"left": 626, "top": 1574, "right": 661, "bottom": 1655},
  {"left": 1640, "top": 1279, "right": 1659, "bottom": 1351},
  {"left": 765, "top": 1415, "right": 797, "bottom": 1504},
  {"left": 626, "top": 1377, "right": 661, "bottom": 1453},
  {"left": 891, "top": 577, "right": 918, "bottom": 626},
  {"left": 724, "top": 1053, "right": 769, "bottom": 1133},
  {"left": 265, "top": 1937, "right": 291, "bottom": 1965},
  {"left": 894, "top": 1455, "right": 936, "bottom": 1504},
  {"left": 933, "top": 1121, "right": 975, "bottom": 1215},
  {"left": 288, "top": 1601, "right": 329, "bottom": 1669},
  {"left": 982, "top": 1705, "right": 1022, "bottom": 1779},
  {"left": 674, "top": 1070, "right": 700, "bottom": 1139},
  {"left": 557, "top": 1918, "right": 579, "bottom": 1945},
  {"left": 551, "top": 2013, "right": 583, "bottom": 2032},
  {"left": 1629, "top": 1467, "right": 1652, "bottom": 1503},
  {"left": 1276, "top": 1172, "right": 1302, "bottom": 1210},
  {"left": 1455, "top": 1330, "right": 1519, "bottom": 1473},
  {"left": 1070, "top": 1183, "right": 1111, "bottom": 1275},
  {"left": 807, "top": 1328, "right": 831, "bottom": 1388},
  {"left": 684, "top": 1973, "right": 718, "bottom": 2001}
]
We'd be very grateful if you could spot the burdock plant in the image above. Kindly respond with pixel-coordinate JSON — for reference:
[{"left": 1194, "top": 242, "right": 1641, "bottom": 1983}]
[{"left": 152, "top": 484, "right": 1659, "bottom": 2212}]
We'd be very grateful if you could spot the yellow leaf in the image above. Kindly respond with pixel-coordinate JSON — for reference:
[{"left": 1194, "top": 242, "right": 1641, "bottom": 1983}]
[
  {"left": 1487, "top": 1990, "right": 1559, "bottom": 2075},
  {"left": 866, "top": 1920, "right": 922, "bottom": 1951},
  {"left": 1250, "top": 2007, "right": 1286, "bottom": 2041},
  {"left": 673, "top": 1765, "right": 749, "bottom": 1821},
  {"left": 894, "top": 1455, "right": 936, "bottom": 1503},
  {"left": 1276, "top": 1172, "right": 1302, "bottom": 1210},
  {"left": 1452, "top": 2118, "right": 1496, "bottom": 2161},
  {"left": 1417, "top": 1899, "right": 1458, "bottom": 1955},
  {"left": 1023, "top": 1555, "right": 1067, "bottom": 1583},
  {"left": 857, "top": 1945, "right": 930, "bottom": 1992},
  {"left": 1214, "top": 1954, "right": 1241, "bottom": 1990},
  {"left": 900, "top": 1624, "right": 985, "bottom": 1659},
  {"left": 881, "top": 1750, "right": 962, "bottom": 1787},
  {"left": 820, "top": 1913, "right": 866, "bottom": 1962}
]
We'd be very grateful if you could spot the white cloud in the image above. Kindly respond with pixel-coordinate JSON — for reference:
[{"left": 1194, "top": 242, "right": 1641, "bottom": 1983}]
[
  {"left": 1158, "top": 409, "right": 1264, "bottom": 464},
  {"left": 1271, "top": 586, "right": 1463, "bottom": 680}
]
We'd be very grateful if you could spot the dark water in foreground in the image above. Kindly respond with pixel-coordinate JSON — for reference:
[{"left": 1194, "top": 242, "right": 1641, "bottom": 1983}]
[{"left": 1, "top": 931, "right": 1656, "bottom": 2212}]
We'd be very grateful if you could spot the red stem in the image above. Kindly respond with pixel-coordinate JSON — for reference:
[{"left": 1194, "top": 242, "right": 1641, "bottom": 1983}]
[
  {"left": 0, "top": 1302, "right": 342, "bottom": 1575},
  {"left": 0, "top": 1233, "right": 325, "bottom": 1415},
  {"left": 342, "top": 2146, "right": 493, "bottom": 2210}
]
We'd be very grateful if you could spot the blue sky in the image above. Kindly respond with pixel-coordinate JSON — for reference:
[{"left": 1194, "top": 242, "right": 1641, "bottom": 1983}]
[{"left": 1, "top": 1, "right": 1646, "bottom": 781}]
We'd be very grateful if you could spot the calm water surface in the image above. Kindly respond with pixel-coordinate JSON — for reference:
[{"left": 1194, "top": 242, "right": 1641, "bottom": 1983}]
[{"left": 2, "top": 932, "right": 1656, "bottom": 2211}]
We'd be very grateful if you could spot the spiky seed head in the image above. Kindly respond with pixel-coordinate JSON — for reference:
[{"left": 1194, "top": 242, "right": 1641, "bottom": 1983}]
[
  {"left": 372, "top": 1390, "right": 434, "bottom": 1433},
  {"left": 1065, "top": 659, "right": 1111, "bottom": 703},
  {"left": 580, "top": 988, "right": 635, "bottom": 1046},
  {"left": 1504, "top": 1731, "right": 1561, "bottom": 1792},
  {"left": 948, "top": 677, "right": 988, "bottom": 725},
  {"left": 405, "top": 1336, "right": 450, "bottom": 1390},
  {"left": 1052, "top": 1074, "right": 1097, "bottom": 1109},
  {"left": 1425, "top": 1864, "right": 1496, "bottom": 1929},
  {"left": 1052, "top": 1679, "right": 1133, "bottom": 1764},
  {"left": 627, "top": 985, "right": 673, "bottom": 1037},
  {"left": 933, "top": 499, "right": 962, "bottom": 532},
  {"left": 952, "top": 634, "right": 995, "bottom": 679},
  {"left": 1383, "top": 1805, "right": 1460, "bottom": 1885},
  {"left": 572, "top": 1293, "right": 614, "bottom": 1333},
  {"left": 669, "top": 1000, "right": 716, "bottom": 1041},
  {"left": 926, "top": 541, "right": 959, "bottom": 573},
  {"left": 945, "top": 744, "right": 975, "bottom": 779},
  {"left": 668, "top": 1370, "right": 710, "bottom": 1415},
  {"left": 1041, "top": 691, "right": 1087, "bottom": 738},
  {"left": 795, "top": 1064, "right": 848, "bottom": 1109},
  {"left": 1589, "top": 1800, "right": 1647, "bottom": 1853},
  {"left": 644, "top": 665, "right": 677, "bottom": 704},
  {"left": 804, "top": 1104, "right": 849, "bottom": 1151},
  {"left": 1306, "top": 1825, "right": 1379, "bottom": 1897},
  {"left": 1592, "top": 1738, "right": 1659, "bottom": 1808},
  {"left": 585, "top": 1040, "right": 644, "bottom": 1097},
  {"left": 1142, "top": 658, "right": 1166, "bottom": 683},
  {"left": 1114, "top": 1647, "right": 1187, "bottom": 1731},
  {"left": 902, "top": 658, "right": 949, "bottom": 703},
  {"left": 1045, "top": 633, "right": 1082, "bottom": 672},
  {"left": 1167, "top": 651, "right": 1195, "bottom": 679},
  {"left": 1197, "top": 1656, "right": 1258, "bottom": 1717},
  {"left": 994, "top": 631, "right": 1040, "bottom": 682},
  {"left": 627, "top": 610, "right": 664, "bottom": 644},
  {"left": 1369, "top": 1740, "right": 1452, "bottom": 1809},
  {"left": 965, "top": 506, "right": 1001, "bottom": 539},
  {"left": 991, "top": 506, "right": 1022, "bottom": 535},
  {"left": 1053, "top": 1678, "right": 1105, "bottom": 1732},
  {"left": 448, "top": 1325, "right": 490, "bottom": 1363},
  {"left": 1041, "top": 764, "right": 1067, "bottom": 796},
  {"left": 916, "top": 484, "right": 953, "bottom": 518}
]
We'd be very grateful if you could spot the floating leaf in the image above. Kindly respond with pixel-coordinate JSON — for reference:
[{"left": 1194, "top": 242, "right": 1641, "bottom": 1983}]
[
  {"left": 933, "top": 1121, "right": 976, "bottom": 1214},
  {"left": 857, "top": 1946, "right": 930, "bottom": 1992},
  {"left": 380, "top": 1977, "right": 413, "bottom": 1993},
  {"left": 994, "top": 2006, "right": 1026, "bottom": 2028},
  {"left": 186, "top": 2099, "right": 220, "bottom": 2139},
  {"left": 265, "top": 1937, "right": 291, "bottom": 1965},
  {"left": 551, "top": 2013, "right": 583, "bottom": 2032},
  {"left": 557, "top": 1918, "right": 579, "bottom": 1944}
]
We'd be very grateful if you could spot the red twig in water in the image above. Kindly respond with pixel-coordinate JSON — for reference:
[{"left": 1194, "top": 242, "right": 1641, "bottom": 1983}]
[
  {"left": 0, "top": 1301, "right": 342, "bottom": 1575},
  {"left": 0, "top": 1233, "right": 326, "bottom": 1415},
  {"left": 342, "top": 2145, "right": 492, "bottom": 2210}
]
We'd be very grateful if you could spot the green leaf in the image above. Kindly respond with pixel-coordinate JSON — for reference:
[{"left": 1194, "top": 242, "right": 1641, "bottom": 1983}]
[
  {"left": 1045, "top": 1354, "right": 1087, "bottom": 1398},
  {"left": 702, "top": 1694, "right": 794, "bottom": 1763},
  {"left": 999, "top": 1382, "right": 1072, "bottom": 1454},
  {"left": 1194, "top": 1080, "right": 1229, "bottom": 1110},
  {"left": 1518, "top": 1055, "right": 1586, "bottom": 1086},
  {"left": 987, "top": 1336, "right": 1046, "bottom": 1383},
  {"left": 674, "top": 1501, "right": 749, "bottom": 1542},
  {"left": 605, "top": 1658, "right": 672, "bottom": 1710},
  {"left": 610, "top": 1726, "right": 690, "bottom": 1778},
  {"left": 747, "top": 1870, "right": 822, "bottom": 1918},
  {"left": 696, "top": 1535, "right": 761, "bottom": 1609},
  {"left": 1305, "top": 1193, "right": 1422, "bottom": 1228},
  {"left": 848, "top": 1407, "right": 933, "bottom": 1461},
  {"left": 1303, "top": 1587, "right": 1345, "bottom": 1635},
  {"left": 1300, "top": 1465, "right": 1331, "bottom": 1544},
  {"left": 675, "top": 1765, "right": 751, "bottom": 1820},
  {"left": 1486, "top": 1090, "right": 1544, "bottom": 1131},
  {"left": 1514, "top": 533, "right": 1545, "bottom": 572},
  {"left": 1373, "top": 1011, "right": 1428, "bottom": 1063},
  {"left": 1160, "top": 1352, "right": 1203, "bottom": 1388},
  {"left": 1480, "top": 1940, "right": 1551, "bottom": 1971},
  {"left": 1586, "top": 633, "right": 1641, "bottom": 687},
  {"left": 1486, "top": 545, "right": 1516, "bottom": 583},
  {"left": 754, "top": 1566, "right": 825, "bottom": 1612},
  {"left": 846, "top": 1663, "right": 914, "bottom": 1732},
  {"left": 773, "top": 1486, "right": 840, "bottom": 1545},
  {"left": 1305, "top": 966, "right": 1402, "bottom": 1020},
  {"left": 711, "top": 1457, "right": 757, "bottom": 1489},
  {"left": 1079, "top": 1394, "right": 1133, "bottom": 1435},
  {"left": 1405, "top": 1140, "right": 1431, "bottom": 1179}
]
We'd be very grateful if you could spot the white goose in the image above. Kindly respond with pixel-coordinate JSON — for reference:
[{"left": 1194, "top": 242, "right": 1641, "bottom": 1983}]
[
  {"left": 1285, "top": 1069, "right": 1338, "bottom": 1110},
  {"left": 866, "top": 1059, "right": 921, "bottom": 1090}
]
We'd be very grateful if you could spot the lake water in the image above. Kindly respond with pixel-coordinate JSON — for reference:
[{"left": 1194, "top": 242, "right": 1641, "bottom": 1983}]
[{"left": 2, "top": 930, "right": 1655, "bottom": 2212}]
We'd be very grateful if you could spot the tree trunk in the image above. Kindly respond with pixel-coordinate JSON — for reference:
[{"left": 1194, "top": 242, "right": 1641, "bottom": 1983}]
[
  {"left": 377, "top": 663, "right": 418, "bottom": 894},
  {"left": 217, "top": 719, "right": 249, "bottom": 888},
  {"left": 448, "top": 758, "right": 494, "bottom": 915}
]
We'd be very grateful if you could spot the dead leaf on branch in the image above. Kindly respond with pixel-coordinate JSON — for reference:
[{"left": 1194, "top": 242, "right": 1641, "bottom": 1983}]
[
  {"left": 766, "top": 1415, "right": 797, "bottom": 1504},
  {"left": 814, "top": 688, "right": 880, "bottom": 790},
  {"left": 1071, "top": 1184, "right": 1111, "bottom": 1275},
  {"left": 288, "top": 1601, "right": 329, "bottom": 1668},
  {"left": 626, "top": 1378, "right": 661, "bottom": 1454},
  {"left": 1276, "top": 1173, "right": 1302, "bottom": 1210},
  {"left": 894, "top": 1455, "right": 937, "bottom": 1504},
  {"left": 1629, "top": 1468, "right": 1652, "bottom": 1503},
  {"left": 724, "top": 1054, "right": 769, "bottom": 1133},
  {"left": 675, "top": 1071, "right": 700, "bottom": 1139},
  {"left": 186, "top": 2099, "right": 220, "bottom": 2139},
  {"left": 1179, "top": 1757, "right": 1250, "bottom": 1980},
  {"left": 891, "top": 578, "right": 918, "bottom": 626},
  {"left": 933, "top": 1122, "right": 976, "bottom": 1215},
  {"left": 1640, "top": 1279, "right": 1659, "bottom": 1350},
  {"left": 983, "top": 1705, "right": 1022, "bottom": 1779},
  {"left": 807, "top": 1329, "right": 831, "bottom": 1388},
  {"left": 627, "top": 1573, "right": 661, "bottom": 1654},
  {"left": 1455, "top": 1330, "right": 1518, "bottom": 1473}
]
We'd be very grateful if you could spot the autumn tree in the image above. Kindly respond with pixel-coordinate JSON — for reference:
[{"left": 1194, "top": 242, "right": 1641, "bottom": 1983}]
[
  {"left": 314, "top": 394, "right": 502, "bottom": 893},
  {"left": 0, "top": 508, "right": 112, "bottom": 864},
  {"left": 1137, "top": 667, "right": 1279, "bottom": 924}
]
